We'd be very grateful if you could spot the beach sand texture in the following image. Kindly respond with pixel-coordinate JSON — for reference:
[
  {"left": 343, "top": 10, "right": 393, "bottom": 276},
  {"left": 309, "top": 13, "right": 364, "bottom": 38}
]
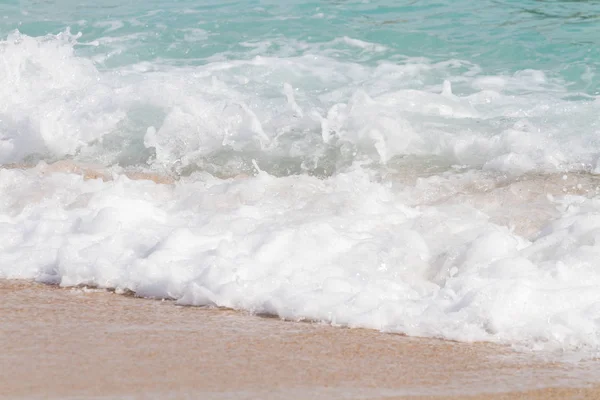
[{"left": 2, "top": 280, "right": 600, "bottom": 400}]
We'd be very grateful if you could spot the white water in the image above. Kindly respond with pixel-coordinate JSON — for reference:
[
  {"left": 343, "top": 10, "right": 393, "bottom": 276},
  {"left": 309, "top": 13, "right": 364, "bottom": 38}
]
[
  {"left": 2, "top": 31, "right": 599, "bottom": 174},
  {"left": 3, "top": 31, "right": 600, "bottom": 355}
]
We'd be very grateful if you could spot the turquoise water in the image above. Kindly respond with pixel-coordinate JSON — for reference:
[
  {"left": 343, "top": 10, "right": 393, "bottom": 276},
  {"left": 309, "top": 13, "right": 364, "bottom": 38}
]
[
  {"left": 2, "top": 0, "right": 600, "bottom": 174},
  {"left": 3, "top": 1, "right": 600, "bottom": 91}
]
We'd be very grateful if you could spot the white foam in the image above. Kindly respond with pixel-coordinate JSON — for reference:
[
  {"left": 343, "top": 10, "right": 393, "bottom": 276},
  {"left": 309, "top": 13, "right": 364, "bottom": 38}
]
[
  {"left": 1, "top": 165, "right": 600, "bottom": 356},
  {"left": 334, "top": 36, "right": 388, "bottom": 52},
  {"left": 0, "top": 31, "right": 123, "bottom": 163},
  {"left": 2, "top": 30, "right": 598, "bottom": 176},
  {"left": 4, "top": 30, "right": 600, "bottom": 356}
]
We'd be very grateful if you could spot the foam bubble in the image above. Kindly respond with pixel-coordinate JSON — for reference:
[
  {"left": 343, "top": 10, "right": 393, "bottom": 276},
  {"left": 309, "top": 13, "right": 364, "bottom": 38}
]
[
  {"left": 2, "top": 31, "right": 600, "bottom": 176},
  {"left": 2, "top": 165, "right": 600, "bottom": 355},
  {"left": 4, "top": 28, "right": 600, "bottom": 356}
]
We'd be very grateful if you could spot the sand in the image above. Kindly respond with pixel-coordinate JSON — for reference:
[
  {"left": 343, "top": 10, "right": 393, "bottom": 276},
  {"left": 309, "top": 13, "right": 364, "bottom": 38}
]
[{"left": 2, "top": 280, "right": 600, "bottom": 400}]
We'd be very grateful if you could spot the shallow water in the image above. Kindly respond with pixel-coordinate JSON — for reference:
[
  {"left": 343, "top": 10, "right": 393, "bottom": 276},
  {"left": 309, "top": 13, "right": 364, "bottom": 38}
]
[{"left": 2, "top": 1, "right": 600, "bottom": 354}]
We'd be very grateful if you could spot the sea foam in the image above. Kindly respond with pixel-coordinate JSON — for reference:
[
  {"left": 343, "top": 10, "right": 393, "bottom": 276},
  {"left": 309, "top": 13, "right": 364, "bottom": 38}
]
[
  {"left": 2, "top": 30, "right": 599, "bottom": 176},
  {"left": 3, "top": 164, "right": 600, "bottom": 355},
  {"left": 3, "top": 30, "right": 600, "bottom": 356}
]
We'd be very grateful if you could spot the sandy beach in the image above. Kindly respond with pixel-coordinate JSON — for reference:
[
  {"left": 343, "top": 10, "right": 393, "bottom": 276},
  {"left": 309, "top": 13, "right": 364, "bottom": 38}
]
[
  {"left": 2, "top": 280, "right": 600, "bottom": 400},
  {"left": 5, "top": 0, "right": 600, "bottom": 398}
]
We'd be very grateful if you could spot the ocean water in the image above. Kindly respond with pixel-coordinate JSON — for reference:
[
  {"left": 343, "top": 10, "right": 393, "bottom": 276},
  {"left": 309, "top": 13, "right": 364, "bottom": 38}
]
[{"left": 3, "top": 0, "right": 600, "bottom": 355}]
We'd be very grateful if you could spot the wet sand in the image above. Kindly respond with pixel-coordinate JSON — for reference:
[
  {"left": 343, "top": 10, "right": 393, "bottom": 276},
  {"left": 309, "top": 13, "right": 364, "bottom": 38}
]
[
  {"left": 0, "top": 161, "right": 176, "bottom": 184},
  {"left": 2, "top": 280, "right": 600, "bottom": 399}
]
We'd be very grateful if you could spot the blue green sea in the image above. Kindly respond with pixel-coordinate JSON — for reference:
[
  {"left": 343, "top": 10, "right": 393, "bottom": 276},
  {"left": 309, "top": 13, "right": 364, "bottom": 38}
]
[
  {"left": 3, "top": 1, "right": 600, "bottom": 357},
  {"left": 5, "top": 1, "right": 600, "bottom": 85},
  {"left": 2, "top": 0, "right": 600, "bottom": 171}
]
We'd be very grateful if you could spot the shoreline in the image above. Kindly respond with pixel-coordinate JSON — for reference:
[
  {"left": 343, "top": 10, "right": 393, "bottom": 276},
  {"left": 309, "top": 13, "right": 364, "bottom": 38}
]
[{"left": 3, "top": 279, "right": 600, "bottom": 399}]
